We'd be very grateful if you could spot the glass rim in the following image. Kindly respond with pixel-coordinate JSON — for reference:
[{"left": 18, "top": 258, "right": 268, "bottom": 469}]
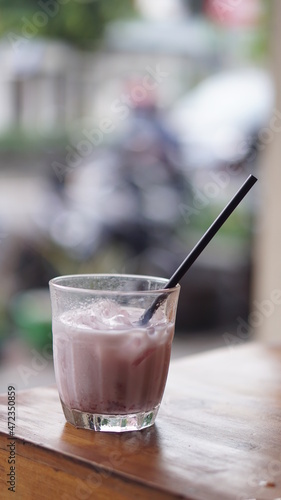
[{"left": 49, "top": 273, "right": 180, "bottom": 296}]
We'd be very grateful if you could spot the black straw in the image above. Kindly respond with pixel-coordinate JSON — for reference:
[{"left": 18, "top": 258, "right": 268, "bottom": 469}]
[{"left": 139, "top": 174, "right": 257, "bottom": 325}]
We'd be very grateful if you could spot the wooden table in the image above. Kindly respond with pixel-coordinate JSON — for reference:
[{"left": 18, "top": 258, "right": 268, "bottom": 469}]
[{"left": 0, "top": 342, "right": 281, "bottom": 500}]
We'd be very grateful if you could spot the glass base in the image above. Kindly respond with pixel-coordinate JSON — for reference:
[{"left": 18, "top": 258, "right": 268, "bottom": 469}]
[{"left": 61, "top": 400, "right": 160, "bottom": 432}]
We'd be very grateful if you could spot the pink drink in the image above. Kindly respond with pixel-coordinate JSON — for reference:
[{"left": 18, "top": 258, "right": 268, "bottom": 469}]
[
  {"left": 53, "top": 300, "right": 174, "bottom": 415},
  {"left": 50, "top": 274, "right": 180, "bottom": 431}
]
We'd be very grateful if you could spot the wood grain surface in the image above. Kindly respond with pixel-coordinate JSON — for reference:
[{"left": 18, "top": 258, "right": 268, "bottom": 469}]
[{"left": 0, "top": 342, "right": 281, "bottom": 500}]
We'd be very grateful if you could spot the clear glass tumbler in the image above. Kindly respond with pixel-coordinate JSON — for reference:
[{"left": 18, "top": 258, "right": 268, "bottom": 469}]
[{"left": 49, "top": 274, "right": 180, "bottom": 432}]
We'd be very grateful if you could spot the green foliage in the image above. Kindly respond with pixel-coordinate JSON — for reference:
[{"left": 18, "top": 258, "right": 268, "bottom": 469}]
[
  {"left": 0, "top": 0, "right": 136, "bottom": 49},
  {"left": 0, "top": 127, "right": 69, "bottom": 152}
]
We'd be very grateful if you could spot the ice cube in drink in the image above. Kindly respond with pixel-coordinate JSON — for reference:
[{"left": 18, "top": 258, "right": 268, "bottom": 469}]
[{"left": 53, "top": 299, "right": 174, "bottom": 417}]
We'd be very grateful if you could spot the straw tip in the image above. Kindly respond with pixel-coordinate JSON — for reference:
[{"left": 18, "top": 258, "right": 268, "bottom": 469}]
[{"left": 248, "top": 174, "right": 258, "bottom": 183}]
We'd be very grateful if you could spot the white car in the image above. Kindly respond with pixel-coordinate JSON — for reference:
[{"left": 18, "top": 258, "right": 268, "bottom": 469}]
[{"left": 170, "top": 68, "right": 274, "bottom": 169}]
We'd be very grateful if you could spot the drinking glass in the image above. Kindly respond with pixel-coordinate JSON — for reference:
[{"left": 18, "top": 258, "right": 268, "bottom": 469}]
[{"left": 49, "top": 274, "right": 180, "bottom": 432}]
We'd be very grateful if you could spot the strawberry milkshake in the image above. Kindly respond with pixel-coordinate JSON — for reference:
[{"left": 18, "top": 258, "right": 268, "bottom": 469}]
[{"left": 49, "top": 274, "right": 180, "bottom": 432}]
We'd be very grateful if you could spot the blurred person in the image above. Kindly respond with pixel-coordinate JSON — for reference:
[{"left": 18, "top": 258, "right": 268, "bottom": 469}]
[{"left": 98, "top": 77, "right": 190, "bottom": 264}]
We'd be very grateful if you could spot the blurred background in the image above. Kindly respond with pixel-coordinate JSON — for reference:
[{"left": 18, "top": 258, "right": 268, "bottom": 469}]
[{"left": 0, "top": 0, "right": 277, "bottom": 390}]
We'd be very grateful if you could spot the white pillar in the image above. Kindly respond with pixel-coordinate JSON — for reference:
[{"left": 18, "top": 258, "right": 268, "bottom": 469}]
[{"left": 252, "top": 0, "right": 281, "bottom": 344}]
